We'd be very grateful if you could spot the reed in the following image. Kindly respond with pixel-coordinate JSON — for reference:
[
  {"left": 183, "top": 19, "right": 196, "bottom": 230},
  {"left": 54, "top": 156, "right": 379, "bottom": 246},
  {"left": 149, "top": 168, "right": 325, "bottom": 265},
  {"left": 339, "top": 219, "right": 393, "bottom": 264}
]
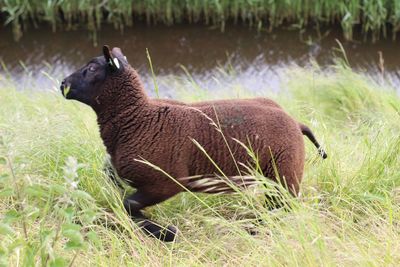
[{"left": 1, "top": 0, "right": 400, "bottom": 42}]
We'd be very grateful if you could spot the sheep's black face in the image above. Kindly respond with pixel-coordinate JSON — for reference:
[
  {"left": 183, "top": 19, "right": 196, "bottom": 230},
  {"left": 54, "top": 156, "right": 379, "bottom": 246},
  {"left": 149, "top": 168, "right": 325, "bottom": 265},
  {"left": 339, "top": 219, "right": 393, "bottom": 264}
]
[
  {"left": 60, "top": 45, "right": 127, "bottom": 106},
  {"left": 60, "top": 57, "right": 108, "bottom": 105}
]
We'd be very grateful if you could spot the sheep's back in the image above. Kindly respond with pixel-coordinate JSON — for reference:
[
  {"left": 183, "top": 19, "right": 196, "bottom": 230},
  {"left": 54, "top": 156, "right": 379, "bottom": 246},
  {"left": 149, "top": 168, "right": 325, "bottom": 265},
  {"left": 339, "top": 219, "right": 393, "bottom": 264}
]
[{"left": 184, "top": 100, "right": 304, "bottom": 178}]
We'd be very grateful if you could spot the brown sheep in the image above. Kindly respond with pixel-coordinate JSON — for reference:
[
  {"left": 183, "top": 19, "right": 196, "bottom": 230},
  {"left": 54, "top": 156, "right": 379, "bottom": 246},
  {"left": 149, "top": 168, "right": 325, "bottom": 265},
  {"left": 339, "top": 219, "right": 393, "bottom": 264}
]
[{"left": 60, "top": 45, "right": 327, "bottom": 242}]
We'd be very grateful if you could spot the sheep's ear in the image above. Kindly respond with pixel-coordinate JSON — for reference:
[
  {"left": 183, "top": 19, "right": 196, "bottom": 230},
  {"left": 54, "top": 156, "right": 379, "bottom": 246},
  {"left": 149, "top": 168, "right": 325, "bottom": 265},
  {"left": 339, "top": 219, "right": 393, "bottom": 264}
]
[
  {"left": 103, "top": 45, "right": 120, "bottom": 71},
  {"left": 103, "top": 45, "right": 112, "bottom": 62},
  {"left": 111, "top": 47, "right": 128, "bottom": 64}
]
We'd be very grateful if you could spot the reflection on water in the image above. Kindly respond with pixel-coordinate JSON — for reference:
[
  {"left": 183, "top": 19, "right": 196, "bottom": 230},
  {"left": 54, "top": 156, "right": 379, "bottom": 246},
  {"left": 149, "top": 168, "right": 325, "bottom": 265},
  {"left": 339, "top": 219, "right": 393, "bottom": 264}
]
[{"left": 0, "top": 24, "right": 399, "bottom": 96}]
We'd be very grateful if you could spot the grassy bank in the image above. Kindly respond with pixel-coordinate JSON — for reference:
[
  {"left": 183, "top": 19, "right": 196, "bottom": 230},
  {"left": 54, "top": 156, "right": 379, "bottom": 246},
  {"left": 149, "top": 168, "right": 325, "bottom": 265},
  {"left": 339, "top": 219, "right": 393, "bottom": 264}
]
[
  {"left": 1, "top": 0, "right": 400, "bottom": 42},
  {"left": 0, "top": 63, "right": 400, "bottom": 266}
]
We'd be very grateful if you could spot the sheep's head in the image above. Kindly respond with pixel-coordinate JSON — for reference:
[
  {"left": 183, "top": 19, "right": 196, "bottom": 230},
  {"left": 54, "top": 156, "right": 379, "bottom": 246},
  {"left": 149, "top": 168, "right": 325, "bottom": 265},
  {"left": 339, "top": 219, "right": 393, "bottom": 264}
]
[{"left": 60, "top": 45, "right": 129, "bottom": 106}]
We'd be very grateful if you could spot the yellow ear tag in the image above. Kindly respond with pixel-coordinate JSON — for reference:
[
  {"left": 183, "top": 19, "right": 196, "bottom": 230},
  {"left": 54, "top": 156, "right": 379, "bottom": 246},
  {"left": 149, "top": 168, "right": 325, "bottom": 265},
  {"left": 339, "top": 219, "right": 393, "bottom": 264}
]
[{"left": 113, "top": 58, "right": 120, "bottom": 69}]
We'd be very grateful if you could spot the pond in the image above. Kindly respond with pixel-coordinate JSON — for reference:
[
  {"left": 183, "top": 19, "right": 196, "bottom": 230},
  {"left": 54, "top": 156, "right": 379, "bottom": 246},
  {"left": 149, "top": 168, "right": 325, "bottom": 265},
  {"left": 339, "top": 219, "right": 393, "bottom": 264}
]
[{"left": 1, "top": 24, "right": 399, "bottom": 96}]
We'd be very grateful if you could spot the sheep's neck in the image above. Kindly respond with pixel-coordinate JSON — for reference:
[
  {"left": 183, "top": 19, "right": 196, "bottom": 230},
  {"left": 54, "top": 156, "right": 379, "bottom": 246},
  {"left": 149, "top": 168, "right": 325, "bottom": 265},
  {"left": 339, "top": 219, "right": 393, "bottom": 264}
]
[{"left": 95, "top": 70, "right": 149, "bottom": 156}]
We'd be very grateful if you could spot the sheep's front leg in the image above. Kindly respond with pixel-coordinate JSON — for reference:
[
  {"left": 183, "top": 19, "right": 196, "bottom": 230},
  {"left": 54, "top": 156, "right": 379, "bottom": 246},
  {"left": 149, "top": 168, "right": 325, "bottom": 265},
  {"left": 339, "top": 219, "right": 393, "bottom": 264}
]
[
  {"left": 102, "top": 157, "right": 126, "bottom": 189},
  {"left": 103, "top": 164, "right": 125, "bottom": 189},
  {"left": 124, "top": 189, "right": 178, "bottom": 242}
]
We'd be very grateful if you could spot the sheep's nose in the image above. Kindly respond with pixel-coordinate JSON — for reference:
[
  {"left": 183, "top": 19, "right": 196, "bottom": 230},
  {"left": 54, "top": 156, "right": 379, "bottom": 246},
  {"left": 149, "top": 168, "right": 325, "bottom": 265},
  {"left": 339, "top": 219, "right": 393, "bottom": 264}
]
[
  {"left": 60, "top": 79, "right": 70, "bottom": 97},
  {"left": 60, "top": 79, "right": 66, "bottom": 90}
]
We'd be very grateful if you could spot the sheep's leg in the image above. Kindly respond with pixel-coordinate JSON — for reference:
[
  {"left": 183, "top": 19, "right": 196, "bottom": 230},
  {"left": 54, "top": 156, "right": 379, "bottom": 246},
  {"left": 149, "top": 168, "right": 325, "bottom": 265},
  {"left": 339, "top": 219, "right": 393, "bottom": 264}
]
[
  {"left": 123, "top": 190, "right": 177, "bottom": 242},
  {"left": 103, "top": 164, "right": 125, "bottom": 189},
  {"left": 102, "top": 157, "right": 125, "bottom": 189},
  {"left": 263, "top": 186, "right": 288, "bottom": 210},
  {"left": 262, "top": 151, "right": 301, "bottom": 210}
]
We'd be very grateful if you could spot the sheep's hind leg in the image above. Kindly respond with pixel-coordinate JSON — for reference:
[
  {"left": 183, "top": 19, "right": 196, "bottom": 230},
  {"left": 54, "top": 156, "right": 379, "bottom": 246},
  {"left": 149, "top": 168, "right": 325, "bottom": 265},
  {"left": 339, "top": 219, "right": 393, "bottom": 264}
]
[
  {"left": 263, "top": 185, "right": 289, "bottom": 210},
  {"left": 262, "top": 158, "right": 298, "bottom": 211},
  {"left": 124, "top": 190, "right": 177, "bottom": 242}
]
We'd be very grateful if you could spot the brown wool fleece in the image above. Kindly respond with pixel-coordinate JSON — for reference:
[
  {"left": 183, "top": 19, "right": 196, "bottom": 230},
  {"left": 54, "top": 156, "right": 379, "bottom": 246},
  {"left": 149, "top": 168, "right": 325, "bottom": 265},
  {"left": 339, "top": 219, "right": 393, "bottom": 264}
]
[{"left": 93, "top": 65, "right": 314, "bottom": 204}]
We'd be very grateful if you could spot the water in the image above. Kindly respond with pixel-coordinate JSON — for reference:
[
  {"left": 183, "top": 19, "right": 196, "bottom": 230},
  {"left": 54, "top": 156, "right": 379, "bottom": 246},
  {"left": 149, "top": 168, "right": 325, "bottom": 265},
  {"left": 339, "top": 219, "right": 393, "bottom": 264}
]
[{"left": 1, "top": 24, "right": 400, "bottom": 96}]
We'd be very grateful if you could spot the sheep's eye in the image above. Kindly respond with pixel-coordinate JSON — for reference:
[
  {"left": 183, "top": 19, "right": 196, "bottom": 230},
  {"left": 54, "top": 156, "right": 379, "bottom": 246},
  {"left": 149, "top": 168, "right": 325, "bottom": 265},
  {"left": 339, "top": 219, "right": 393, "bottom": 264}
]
[{"left": 88, "top": 66, "right": 96, "bottom": 72}]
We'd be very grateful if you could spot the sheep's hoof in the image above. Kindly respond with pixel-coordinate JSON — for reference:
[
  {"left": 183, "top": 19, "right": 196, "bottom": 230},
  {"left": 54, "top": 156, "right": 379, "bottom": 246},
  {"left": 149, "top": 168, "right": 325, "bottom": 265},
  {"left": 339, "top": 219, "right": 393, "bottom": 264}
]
[{"left": 138, "top": 220, "right": 177, "bottom": 242}]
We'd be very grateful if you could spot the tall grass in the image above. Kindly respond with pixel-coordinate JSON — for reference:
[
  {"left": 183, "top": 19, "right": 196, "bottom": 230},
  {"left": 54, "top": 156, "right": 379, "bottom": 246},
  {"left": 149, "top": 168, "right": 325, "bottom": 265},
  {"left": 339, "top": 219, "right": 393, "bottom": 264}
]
[
  {"left": 1, "top": 0, "right": 400, "bottom": 42},
  {"left": 0, "top": 62, "right": 400, "bottom": 265}
]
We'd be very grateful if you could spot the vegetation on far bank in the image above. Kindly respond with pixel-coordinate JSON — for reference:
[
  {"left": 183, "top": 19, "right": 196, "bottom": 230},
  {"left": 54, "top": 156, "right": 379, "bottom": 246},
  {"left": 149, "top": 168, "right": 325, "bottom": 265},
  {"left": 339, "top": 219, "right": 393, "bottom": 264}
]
[
  {"left": 0, "top": 62, "right": 400, "bottom": 266},
  {"left": 2, "top": 0, "right": 400, "bottom": 42}
]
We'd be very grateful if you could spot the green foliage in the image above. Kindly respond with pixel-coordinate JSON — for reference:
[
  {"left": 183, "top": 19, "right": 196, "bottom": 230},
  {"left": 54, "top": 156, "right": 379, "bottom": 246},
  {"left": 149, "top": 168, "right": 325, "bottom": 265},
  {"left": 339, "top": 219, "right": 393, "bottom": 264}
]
[
  {"left": 0, "top": 62, "right": 400, "bottom": 265},
  {"left": 1, "top": 0, "right": 400, "bottom": 42},
  {"left": 146, "top": 48, "right": 160, "bottom": 98},
  {"left": 0, "top": 152, "right": 104, "bottom": 265}
]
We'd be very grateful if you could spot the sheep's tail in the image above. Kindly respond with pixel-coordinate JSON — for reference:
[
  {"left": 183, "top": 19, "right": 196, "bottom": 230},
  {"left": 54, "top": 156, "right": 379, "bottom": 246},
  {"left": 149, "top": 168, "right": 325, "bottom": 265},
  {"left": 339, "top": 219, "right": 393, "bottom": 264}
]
[
  {"left": 179, "top": 175, "right": 258, "bottom": 194},
  {"left": 299, "top": 123, "right": 328, "bottom": 159}
]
